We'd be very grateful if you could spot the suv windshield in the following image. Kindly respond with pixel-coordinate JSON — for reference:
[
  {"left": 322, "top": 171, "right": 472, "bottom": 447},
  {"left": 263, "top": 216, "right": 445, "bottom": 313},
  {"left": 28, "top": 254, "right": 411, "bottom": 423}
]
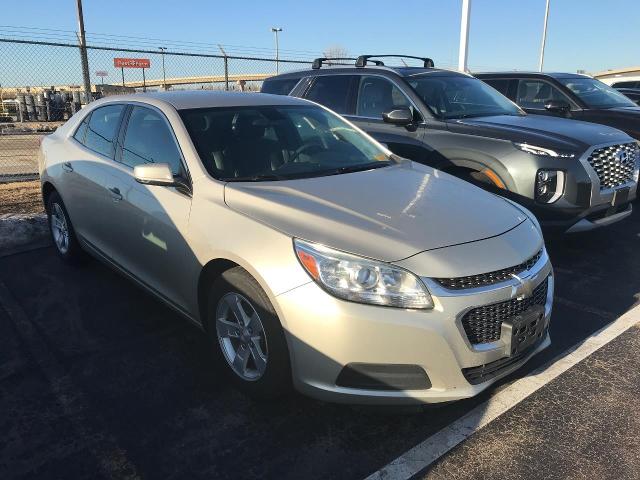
[
  {"left": 407, "top": 75, "right": 523, "bottom": 119},
  {"left": 558, "top": 77, "right": 637, "bottom": 108},
  {"left": 180, "top": 105, "right": 391, "bottom": 181}
]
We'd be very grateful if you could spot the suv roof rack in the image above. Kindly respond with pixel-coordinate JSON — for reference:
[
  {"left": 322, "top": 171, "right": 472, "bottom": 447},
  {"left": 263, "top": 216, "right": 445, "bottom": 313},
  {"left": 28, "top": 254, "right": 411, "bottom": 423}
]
[
  {"left": 311, "top": 57, "right": 384, "bottom": 70},
  {"left": 355, "top": 55, "right": 435, "bottom": 68}
]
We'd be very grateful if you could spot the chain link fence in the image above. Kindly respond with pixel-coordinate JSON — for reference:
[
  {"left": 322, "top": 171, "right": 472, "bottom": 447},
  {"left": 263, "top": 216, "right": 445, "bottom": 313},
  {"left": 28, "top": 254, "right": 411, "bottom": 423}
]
[{"left": 0, "top": 37, "right": 313, "bottom": 182}]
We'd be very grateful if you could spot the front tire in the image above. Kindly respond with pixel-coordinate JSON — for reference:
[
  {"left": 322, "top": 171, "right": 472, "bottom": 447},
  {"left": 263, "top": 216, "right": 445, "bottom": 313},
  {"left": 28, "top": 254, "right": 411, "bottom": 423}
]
[
  {"left": 46, "top": 191, "right": 84, "bottom": 263},
  {"left": 206, "top": 267, "right": 291, "bottom": 399}
]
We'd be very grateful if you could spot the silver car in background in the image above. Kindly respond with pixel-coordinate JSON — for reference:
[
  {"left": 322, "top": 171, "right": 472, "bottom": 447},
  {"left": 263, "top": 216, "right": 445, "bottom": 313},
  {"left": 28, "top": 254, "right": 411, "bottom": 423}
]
[{"left": 38, "top": 91, "right": 553, "bottom": 404}]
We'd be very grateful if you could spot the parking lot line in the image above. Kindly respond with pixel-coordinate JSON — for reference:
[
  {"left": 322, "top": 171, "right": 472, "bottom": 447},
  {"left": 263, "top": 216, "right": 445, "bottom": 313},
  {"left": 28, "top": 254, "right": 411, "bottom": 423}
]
[
  {"left": 365, "top": 302, "right": 640, "bottom": 480},
  {"left": 0, "top": 279, "right": 141, "bottom": 480}
]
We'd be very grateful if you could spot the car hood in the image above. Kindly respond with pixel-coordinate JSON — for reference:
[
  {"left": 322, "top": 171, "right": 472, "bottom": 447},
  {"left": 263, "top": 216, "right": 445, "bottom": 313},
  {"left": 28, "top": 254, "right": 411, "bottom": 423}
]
[
  {"left": 224, "top": 161, "right": 528, "bottom": 262},
  {"left": 446, "top": 114, "right": 631, "bottom": 152}
]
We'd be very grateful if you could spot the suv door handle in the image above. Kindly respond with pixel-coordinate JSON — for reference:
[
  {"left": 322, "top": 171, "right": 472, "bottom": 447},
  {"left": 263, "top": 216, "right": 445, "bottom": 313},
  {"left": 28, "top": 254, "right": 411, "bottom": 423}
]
[
  {"left": 62, "top": 162, "right": 73, "bottom": 172},
  {"left": 107, "top": 186, "right": 123, "bottom": 201}
]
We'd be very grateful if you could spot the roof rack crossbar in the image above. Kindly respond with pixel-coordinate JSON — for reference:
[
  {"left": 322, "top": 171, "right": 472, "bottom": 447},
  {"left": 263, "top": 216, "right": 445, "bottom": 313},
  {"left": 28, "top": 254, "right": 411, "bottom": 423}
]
[
  {"left": 356, "top": 55, "right": 435, "bottom": 68},
  {"left": 312, "top": 57, "right": 384, "bottom": 69}
]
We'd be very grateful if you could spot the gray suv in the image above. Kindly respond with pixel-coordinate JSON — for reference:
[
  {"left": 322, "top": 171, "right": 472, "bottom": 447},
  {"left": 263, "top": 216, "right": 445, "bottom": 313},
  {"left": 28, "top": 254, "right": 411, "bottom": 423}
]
[{"left": 262, "top": 55, "right": 640, "bottom": 233}]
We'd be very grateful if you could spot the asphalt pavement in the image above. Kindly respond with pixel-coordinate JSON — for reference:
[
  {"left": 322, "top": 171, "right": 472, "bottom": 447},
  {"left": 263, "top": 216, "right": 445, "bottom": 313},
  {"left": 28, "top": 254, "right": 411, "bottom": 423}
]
[{"left": 0, "top": 205, "right": 639, "bottom": 479}]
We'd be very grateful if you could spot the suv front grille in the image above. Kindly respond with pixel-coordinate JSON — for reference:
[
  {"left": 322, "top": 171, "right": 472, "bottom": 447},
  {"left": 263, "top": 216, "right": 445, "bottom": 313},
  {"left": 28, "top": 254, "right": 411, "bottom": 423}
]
[
  {"left": 434, "top": 249, "right": 543, "bottom": 290},
  {"left": 461, "top": 277, "right": 549, "bottom": 345},
  {"left": 587, "top": 143, "right": 638, "bottom": 190}
]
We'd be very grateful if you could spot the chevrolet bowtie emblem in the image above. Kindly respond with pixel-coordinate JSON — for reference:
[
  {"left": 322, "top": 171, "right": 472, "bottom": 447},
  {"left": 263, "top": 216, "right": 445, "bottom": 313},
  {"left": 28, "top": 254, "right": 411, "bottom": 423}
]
[{"left": 510, "top": 273, "right": 533, "bottom": 300}]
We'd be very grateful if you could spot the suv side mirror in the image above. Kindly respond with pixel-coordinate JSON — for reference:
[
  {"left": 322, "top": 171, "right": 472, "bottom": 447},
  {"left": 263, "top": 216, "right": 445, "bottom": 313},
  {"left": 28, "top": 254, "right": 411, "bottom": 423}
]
[
  {"left": 134, "top": 163, "right": 176, "bottom": 186},
  {"left": 382, "top": 107, "right": 413, "bottom": 126},
  {"left": 544, "top": 99, "right": 571, "bottom": 114}
]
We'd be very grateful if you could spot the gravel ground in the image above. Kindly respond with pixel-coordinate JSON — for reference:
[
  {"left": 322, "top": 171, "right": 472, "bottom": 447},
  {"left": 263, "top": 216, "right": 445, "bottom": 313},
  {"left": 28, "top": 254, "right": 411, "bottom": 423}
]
[{"left": 0, "top": 180, "right": 43, "bottom": 215}]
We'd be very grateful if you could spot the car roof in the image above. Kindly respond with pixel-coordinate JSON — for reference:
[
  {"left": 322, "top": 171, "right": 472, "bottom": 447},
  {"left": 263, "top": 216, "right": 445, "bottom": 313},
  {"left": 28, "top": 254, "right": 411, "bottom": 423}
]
[
  {"left": 267, "top": 65, "right": 472, "bottom": 80},
  {"left": 475, "top": 71, "right": 591, "bottom": 80},
  {"left": 94, "top": 90, "right": 310, "bottom": 110}
]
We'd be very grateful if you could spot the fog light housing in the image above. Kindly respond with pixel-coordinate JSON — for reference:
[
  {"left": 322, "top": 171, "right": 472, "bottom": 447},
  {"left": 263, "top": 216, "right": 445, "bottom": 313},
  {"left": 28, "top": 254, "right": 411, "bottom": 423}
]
[{"left": 535, "top": 169, "right": 565, "bottom": 203}]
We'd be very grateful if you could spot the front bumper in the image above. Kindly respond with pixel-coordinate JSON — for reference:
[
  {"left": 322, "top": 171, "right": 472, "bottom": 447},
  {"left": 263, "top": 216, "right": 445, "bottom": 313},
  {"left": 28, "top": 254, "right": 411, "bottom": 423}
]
[{"left": 275, "top": 250, "right": 553, "bottom": 405}]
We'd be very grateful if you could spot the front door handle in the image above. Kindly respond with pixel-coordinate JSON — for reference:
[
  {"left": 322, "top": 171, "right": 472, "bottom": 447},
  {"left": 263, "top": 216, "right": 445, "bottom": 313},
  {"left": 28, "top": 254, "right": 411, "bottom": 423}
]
[
  {"left": 107, "top": 186, "right": 123, "bottom": 201},
  {"left": 62, "top": 162, "right": 73, "bottom": 172}
]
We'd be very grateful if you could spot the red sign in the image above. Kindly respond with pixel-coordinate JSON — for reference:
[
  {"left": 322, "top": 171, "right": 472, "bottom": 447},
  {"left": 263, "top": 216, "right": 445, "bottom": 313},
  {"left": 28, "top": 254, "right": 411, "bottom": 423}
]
[{"left": 114, "top": 57, "right": 151, "bottom": 69}]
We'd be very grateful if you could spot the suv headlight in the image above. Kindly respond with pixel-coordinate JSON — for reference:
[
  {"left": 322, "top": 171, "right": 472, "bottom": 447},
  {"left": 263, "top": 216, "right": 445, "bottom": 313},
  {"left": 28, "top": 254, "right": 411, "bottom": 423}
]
[
  {"left": 535, "top": 169, "right": 565, "bottom": 203},
  {"left": 294, "top": 239, "right": 433, "bottom": 309},
  {"left": 513, "top": 142, "right": 575, "bottom": 158}
]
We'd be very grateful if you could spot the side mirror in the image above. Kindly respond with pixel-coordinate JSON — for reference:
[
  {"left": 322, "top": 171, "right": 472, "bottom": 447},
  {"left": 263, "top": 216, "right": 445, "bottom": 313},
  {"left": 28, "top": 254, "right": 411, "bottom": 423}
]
[
  {"left": 544, "top": 99, "right": 571, "bottom": 114},
  {"left": 382, "top": 107, "right": 413, "bottom": 126},
  {"left": 134, "top": 163, "right": 175, "bottom": 186}
]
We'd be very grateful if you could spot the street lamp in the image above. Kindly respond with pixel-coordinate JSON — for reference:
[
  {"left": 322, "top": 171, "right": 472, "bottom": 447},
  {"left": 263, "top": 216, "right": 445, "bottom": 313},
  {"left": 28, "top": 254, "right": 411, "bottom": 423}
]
[
  {"left": 271, "top": 27, "right": 282, "bottom": 74},
  {"left": 538, "top": 0, "right": 551, "bottom": 72},
  {"left": 159, "top": 46, "right": 167, "bottom": 90}
]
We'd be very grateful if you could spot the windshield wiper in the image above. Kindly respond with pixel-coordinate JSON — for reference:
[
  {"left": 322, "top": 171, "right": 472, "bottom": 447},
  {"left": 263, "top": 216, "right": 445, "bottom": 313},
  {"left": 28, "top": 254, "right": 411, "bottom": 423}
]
[
  {"left": 223, "top": 173, "right": 288, "bottom": 182},
  {"left": 319, "top": 161, "right": 393, "bottom": 176}
]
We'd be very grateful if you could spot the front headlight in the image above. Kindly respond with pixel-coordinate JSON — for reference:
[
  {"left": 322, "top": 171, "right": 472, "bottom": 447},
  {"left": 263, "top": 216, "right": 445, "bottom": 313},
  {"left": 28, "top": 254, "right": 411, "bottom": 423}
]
[
  {"left": 293, "top": 239, "right": 433, "bottom": 309},
  {"left": 513, "top": 142, "right": 575, "bottom": 158}
]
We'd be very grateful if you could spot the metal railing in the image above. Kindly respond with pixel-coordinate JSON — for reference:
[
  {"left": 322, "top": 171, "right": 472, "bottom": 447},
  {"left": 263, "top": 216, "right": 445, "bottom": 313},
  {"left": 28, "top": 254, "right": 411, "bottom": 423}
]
[{"left": 0, "top": 37, "right": 312, "bottom": 181}]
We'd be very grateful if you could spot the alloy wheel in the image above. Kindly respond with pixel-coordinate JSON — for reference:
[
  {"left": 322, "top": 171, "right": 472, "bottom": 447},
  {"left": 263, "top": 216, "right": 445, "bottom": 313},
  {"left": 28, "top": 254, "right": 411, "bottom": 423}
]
[{"left": 50, "top": 203, "right": 70, "bottom": 254}]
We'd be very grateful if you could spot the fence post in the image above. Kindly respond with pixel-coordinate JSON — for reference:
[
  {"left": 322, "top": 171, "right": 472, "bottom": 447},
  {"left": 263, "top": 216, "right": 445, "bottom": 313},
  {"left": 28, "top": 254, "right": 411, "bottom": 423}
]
[
  {"left": 75, "top": 0, "right": 92, "bottom": 103},
  {"left": 218, "top": 45, "right": 229, "bottom": 91}
]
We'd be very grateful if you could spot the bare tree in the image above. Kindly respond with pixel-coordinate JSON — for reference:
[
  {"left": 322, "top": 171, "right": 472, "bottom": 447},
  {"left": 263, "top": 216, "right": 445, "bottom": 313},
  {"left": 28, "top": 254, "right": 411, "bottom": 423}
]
[{"left": 322, "top": 45, "right": 350, "bottom": 64}]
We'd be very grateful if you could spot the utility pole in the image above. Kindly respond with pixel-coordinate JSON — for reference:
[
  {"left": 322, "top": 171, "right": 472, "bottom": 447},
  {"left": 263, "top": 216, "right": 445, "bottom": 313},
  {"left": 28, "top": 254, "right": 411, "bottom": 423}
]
[
  {"left": 458, "top": 0, "right": 471, "bottom": 72},
  {"left": 271, "top": 27, "right": 282, "bottom": 74},
  {"left": 76, "top": 0, "right": 92, "bottom": 103},
  {"left": 159, "top": 46, "right": 167, "bottom": 90},
  {"left": 538, "top": 0, "right": 551, "bottom": 72}
]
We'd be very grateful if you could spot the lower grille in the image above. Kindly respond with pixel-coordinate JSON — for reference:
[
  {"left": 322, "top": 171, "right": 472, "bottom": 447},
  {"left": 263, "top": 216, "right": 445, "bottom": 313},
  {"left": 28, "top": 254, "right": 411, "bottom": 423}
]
[
  {"left": 587, "top": 142, "right": 638, "bottom": 190},
  {"left": 461, "top": 277, "right": 549, "bottom": 345},
  {"left": 462, "top": 336, "right": 546, "bottom": 385}
]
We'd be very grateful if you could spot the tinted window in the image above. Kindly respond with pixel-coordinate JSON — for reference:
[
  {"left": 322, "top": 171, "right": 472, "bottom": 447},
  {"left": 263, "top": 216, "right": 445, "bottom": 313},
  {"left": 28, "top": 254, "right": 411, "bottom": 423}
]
[
  {"left": 356, "top": 76, "right": 412, "bottom": 118},
  {"left": 612, "top": 81, "right": 637, "bottom": 88},
  {"left": 483, "top": 79, "right": 511, "bottom": 96},
  {"left": 120, "top": 107, "right": 183, "bottom": 174},
  {"left": 559, "top": 77, "right": 637, "bottom": 108},
  {"left": 84, "top": 104, "right": 125, "bottom": 158},
  {"left": 305, "top": 75, "right": 354, "bottom": 114},
  {"left": 407, "top": 76, "right": 522, "bottom": 119},
  {"left": 261, "top": 78, "right": 300, "bottom": 95},
  {"left": 180, "top": 105, "right": 390, "bottom": 181},
  {"left": 73, "top": 115, "right": 90, "bottom": 143},
  {"left": 515, "top": 80, "right": 569, "bottom": 109}
]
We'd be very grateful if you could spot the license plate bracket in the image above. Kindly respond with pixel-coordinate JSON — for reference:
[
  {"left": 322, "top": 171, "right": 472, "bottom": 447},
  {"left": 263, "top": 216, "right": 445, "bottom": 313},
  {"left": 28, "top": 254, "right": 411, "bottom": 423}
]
[
  {"left": 612, "top": 187, "right": 630, "bottom": 207},
  {"left": 505, "top": 305, "right": 546, "bottom": 356}
]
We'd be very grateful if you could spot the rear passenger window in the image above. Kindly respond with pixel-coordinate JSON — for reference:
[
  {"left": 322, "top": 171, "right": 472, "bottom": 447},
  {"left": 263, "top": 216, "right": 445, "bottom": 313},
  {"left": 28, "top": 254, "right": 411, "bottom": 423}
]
[
  {"left": 261, "top": 78, "right": 300, "bottom": 95},
  {"left": 305, "top": 75, "right": 354, "bottom": 114},
  {"left": 612, "top": 81, "right": 637, "bottom": 88},
  {"left": 121, "top": 106, "right": 183, "bottom": 175},
  {"left": 515, "top": 80, "right": 568, "bottom": 109},
  {"left": 484, "top": 79, "right": 510, "bottom": 96},
  {"left": 73, "top": 115, "right": 90, "bottom": 143},
  {"left": 83, "top": 104, "right": 125, "bottom": 158}
]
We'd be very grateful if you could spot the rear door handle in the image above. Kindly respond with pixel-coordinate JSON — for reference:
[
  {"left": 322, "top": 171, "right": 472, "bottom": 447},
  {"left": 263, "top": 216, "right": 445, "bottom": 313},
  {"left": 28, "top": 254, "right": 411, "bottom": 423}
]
[
  {"left": 62, "top": 162, "right": 73, "bottom": 172},
  {"left": 107, "top": 186, "right": 123, "bottom": 201}
]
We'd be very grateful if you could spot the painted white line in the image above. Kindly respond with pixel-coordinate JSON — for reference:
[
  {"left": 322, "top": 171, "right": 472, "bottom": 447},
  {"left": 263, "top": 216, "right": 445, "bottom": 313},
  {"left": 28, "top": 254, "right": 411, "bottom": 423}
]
[{"left": 366, "top": 303, "right": 640, "bottom": 480}]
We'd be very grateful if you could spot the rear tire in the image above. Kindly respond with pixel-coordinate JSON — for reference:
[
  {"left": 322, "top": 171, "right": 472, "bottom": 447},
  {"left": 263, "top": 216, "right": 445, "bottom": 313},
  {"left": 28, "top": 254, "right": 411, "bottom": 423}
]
[
  {"left": 206, "top": 267, "right": 291, "bottom": 399},
  {"left": 46, "top": 191, "right": 84, "bottom": 264}
]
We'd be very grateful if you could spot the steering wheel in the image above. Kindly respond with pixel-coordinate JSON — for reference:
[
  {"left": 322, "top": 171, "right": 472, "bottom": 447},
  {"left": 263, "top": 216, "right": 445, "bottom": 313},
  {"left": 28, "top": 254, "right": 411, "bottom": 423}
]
[{"left": 288, "top": 142, "right": 325, "bottom": 163}]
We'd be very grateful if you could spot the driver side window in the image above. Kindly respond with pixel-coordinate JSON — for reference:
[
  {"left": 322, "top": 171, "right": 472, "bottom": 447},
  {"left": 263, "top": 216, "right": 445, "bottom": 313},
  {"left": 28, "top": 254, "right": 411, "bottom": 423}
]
[
  {"left": 356, "top": 76, "right": 413, "bottom": 119},
  {"left": 516, "top": 80, "right": 569, "bottom": 109}
]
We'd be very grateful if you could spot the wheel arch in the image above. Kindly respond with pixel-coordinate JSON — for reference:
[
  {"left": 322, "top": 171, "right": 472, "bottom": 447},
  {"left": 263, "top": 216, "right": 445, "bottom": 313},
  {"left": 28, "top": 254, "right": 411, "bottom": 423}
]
[{"left": 41, "top": 181, "right": 57, "bottom": 212}]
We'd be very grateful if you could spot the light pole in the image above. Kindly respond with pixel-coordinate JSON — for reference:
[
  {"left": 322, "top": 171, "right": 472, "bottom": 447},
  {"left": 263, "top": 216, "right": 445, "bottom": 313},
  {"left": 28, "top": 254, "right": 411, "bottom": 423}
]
[
  {"left": 538, "top": 0, "right": 551, "bottom": 72},
  {"left": 458, "top": 0, "right": 471, "bottom": 72},
  {"left": 159, "top": 46, "right": 167, "bottom": 90},
  {"left": 271, "top": 27, "right": 282, "bottom": 74},
  {"left": 76, "top": 0, "right": 92, "bottom": 103}
]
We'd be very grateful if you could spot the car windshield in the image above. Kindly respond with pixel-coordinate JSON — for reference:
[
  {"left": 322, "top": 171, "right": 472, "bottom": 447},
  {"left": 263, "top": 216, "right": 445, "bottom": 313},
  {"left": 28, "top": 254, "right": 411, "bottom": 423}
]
[
  {"left": 558, "top": 77, "right": 637, "bottom": 108},
  {"left": 180, "top": 104, "right": 392, "bottom": 181},
  {"left": 407, "top": 75, "right": 523, "bottom": 119}
]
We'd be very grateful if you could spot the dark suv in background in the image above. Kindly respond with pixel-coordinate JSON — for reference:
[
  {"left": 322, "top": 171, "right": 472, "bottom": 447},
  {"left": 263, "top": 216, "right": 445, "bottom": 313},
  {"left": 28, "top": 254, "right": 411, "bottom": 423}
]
[
  {"left": 262, "top": 56, "right": 639, "bottom": 233},
  {"left": 476, "top": 72, "right": 640, "bottom": 140}
]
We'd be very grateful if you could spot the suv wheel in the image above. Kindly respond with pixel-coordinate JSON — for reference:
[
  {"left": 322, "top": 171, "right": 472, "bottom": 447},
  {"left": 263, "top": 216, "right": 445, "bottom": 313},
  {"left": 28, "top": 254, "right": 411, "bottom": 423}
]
[
  {"left": 46, "top": 191, "right": 84, "bottom": 263},
  {"left": 207, "top": 267, "right": 291, "bottom": 399}
]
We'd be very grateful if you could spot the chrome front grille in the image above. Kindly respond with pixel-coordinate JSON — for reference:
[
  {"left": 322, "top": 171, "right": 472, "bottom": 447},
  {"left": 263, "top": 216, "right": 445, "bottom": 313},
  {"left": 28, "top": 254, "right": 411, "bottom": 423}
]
[
  {"left": 461, "top": 277, "right": 549, "bottom": 345},
  {"left": 434, "top": 249, "right": 543, "bottom": 290},
  {"left": 587, "top": 142, "right": 638, "bottom": 190}
]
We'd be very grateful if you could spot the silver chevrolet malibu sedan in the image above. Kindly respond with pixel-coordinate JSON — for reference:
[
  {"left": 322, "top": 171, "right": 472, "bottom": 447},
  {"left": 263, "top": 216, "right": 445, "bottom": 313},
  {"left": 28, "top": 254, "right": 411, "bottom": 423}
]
[{"left": 38, "top": 91, "right": 553, "bottom": 404}]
